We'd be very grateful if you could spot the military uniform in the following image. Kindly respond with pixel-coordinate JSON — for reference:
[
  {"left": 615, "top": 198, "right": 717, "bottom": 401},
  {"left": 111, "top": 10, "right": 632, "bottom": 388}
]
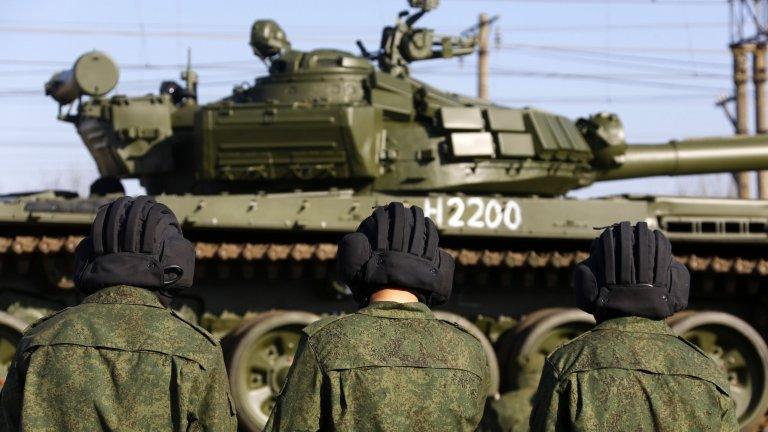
[
  {"left": 529, "top": 316, "right": 738, "bottom": 432},
  {"left": 0, "top": 285, "right": 237, "bottom": 432},
  {"left": 264, "top": 301, "right": 490, "bottom": 432},
  {"left": 479, "top": 387, "right": 537, "bottom": 432}
]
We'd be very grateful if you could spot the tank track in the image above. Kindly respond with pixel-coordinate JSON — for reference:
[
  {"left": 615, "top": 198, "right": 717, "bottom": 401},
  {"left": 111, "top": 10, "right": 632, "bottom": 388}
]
[
  {"left": 3, "top": 235, "right": 768, "bottom": 276},
  {"left": 2, "top": 234, "right": 768, "bottom": 429}
]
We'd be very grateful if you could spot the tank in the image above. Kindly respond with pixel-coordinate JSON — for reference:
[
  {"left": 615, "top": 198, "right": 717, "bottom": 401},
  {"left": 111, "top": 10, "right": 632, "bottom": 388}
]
[{"left": 3, "top": 1, "right": 768, "bottom": 429}]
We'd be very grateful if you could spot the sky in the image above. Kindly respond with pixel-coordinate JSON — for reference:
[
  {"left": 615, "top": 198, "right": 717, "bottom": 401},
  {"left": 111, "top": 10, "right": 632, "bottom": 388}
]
[{"left": 0, "top": 0, "right": 746, "bottom": 198}]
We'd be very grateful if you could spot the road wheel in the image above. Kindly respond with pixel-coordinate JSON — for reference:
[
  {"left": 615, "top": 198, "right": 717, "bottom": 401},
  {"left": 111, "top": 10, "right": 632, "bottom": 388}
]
[
  {"left": 224, "top": 310, "right": 319, "bottom": 431},
  {"left": 0, "top": 312, "right": 28, "bottom": 387},
  {"left": 670, "top": 311, "right": 768, "bottom": 432},
  {"left": 497, "top": 308, "right": 594, "bottom": 391}
]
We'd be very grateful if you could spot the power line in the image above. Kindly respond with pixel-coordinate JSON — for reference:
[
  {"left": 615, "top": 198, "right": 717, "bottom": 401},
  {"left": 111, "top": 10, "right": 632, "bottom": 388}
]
[
  {"left": 0, "top": 18, "right": 727, "bottom": 30},
  {"left": 500, "top": 43, "right": 726, "bottom": 55},
  {"left": 501, "top": 43, "right": 730, "bottom": 67},
  {"left": 501, "top": 21, "right": 727, "bottom": 32},
  {"left": 0, "top": 69, "right": 728, "bottom": 98},
  {"left": 413, "top": 66, "right": 729, "bottom": 79},
  {"left": 416, "top": 66, "right": 728, "bottom": 91},
  {"left": 449, "top": 0, "right": 724, "bottom": 4},
  {"left": 0, "top": 19, "right": 732, "bottom": 42},
  {"left": 0, "top": 42, "right": 727, "bottom": 74},
  {"left": 0, "top": 25, "right": 381, "bottom": 45},
  {"left": 0, "top": 25, "right": 241, "bottom": 40},
  {"left": 504, "top": 49, "right": 728, "bottom": 75},
  {"left": 495, "top": 93, "right": 717, "bottom": 104}
]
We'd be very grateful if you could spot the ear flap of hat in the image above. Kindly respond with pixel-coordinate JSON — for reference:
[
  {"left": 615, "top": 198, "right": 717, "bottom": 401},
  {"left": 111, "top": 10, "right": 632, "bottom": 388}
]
[
  {"left": 668, "top": 261, "right": 690, "bottom": 313},
  {"left": 573, "top": 261, "right": 598, "bottom": 314},
  {"left": 73, "top": 237, "right": 94, "bottom": 293},
  {"left": 336, "top": 232, "right": 373, "bottom": 290},
  {"left": 158, "top": 236, "right": 196, "bottom": 292},
  {"left": 78, "top": 253, "right": 164, "bottom": 294},
  {"left": 428, "top": 249, "right": 455, "bottom": 306}
]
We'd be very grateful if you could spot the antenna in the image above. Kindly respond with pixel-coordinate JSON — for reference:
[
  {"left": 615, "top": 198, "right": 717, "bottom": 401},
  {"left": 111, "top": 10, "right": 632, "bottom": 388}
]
[{"left": 181, "top": 47, "right": 198, "bottom": 101}]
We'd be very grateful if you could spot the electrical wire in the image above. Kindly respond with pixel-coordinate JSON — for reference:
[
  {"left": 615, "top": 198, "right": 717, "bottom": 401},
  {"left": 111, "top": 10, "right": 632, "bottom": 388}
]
[
  {"left": 0, "top": 19, "right": 728, "bottom": 33},
  {"left": 501, "top": 21, "right": 727, "bottom": 32},
  {"left": 500, "top": 43, "right": 729, "bottom": 67},
  {"left": 494, "top": 93, "right": 717, "bottom": 104},
  {"left": 499, "top": 50, "right": 726, "bottom": 77},
  {"left": 448, "top": 0, "right": 724, "bottom": 4}
]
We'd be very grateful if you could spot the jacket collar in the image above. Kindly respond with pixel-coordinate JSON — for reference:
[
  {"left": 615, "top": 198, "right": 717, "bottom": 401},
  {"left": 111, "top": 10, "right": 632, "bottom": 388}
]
[
  {"left": 83, "top": 285, "right": 165, "bottom": 309},
  {"left": 357, "top": 301, "right": 434, "bottom": 319},
  {"left": 593, "top": 316, "right": 675, "bottom": 336}
]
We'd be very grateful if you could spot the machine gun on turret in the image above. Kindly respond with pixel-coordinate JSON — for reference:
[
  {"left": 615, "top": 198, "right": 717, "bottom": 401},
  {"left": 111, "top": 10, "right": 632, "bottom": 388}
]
[{"left": 357, "top": 0, "right": 478, "bottom": 76}]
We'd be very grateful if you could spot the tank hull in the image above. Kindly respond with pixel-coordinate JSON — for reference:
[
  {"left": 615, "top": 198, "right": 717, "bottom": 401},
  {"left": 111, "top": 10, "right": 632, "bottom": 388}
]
[
  {"left": 2, "top": 191, "right": 768, "bottom": 429},
  {"left": 3, "top": 190, "right": 767, "bottom": 324}
]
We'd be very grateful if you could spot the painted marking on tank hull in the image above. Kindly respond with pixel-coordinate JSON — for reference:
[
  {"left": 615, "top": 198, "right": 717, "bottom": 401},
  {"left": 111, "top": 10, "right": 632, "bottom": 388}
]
[{"left": 423, "top": 197, "right": 522, "bottom": 231}]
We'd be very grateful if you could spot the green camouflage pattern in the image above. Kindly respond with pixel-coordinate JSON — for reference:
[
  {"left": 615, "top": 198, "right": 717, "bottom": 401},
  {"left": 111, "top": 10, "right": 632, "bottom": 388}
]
[
  {"left": 479, "top": 387, "right": 537, "bottom": 432},
  {"left": 0, "top": 285, "right": 237, "bottom": 431},
  {"left": 529, "top": 316, "right": 738, "bottom": 432},
  {"left": 264, "top": 301, "right": 490, "bottom": 432}
]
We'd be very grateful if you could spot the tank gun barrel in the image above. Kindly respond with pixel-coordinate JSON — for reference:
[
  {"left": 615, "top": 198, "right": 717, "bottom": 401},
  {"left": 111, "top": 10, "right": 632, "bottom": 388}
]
[{"left": 596, "top": 135, "right": 768, "bottom": 181}]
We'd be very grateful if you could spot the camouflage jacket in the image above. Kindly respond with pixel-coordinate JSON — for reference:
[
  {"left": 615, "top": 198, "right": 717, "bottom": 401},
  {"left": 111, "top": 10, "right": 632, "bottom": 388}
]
[
  {"left": 264, "top": 301, "right": 490, "bottom": 432},
  {"left": 479, "top": 387, "right": 537, "bottom": 432},
  {"left": 0, "top": 285, "right": 237, "bottom": 432},
  {"left": 529, "top": 316, "right": 738, "bottom": 432}
]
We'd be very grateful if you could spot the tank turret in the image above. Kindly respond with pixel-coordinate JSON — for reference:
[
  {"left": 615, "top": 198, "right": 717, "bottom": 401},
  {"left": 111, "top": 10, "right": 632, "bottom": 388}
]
[{"left": 45, "top": 1, "right": 768, "bottom": 197}]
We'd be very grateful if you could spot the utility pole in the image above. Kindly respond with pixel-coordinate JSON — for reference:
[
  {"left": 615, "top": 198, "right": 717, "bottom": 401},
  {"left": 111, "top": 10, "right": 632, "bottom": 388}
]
[
  {"left": 729, "top": 0, "right": 768, "bottom": 199},
  {"left": 755, "top": 42, "right": 768, "bottom": 196},
  {"left": 478, "top": 13, "right": 490, "bottom": 100},
  {"left": 733, "top": 43, "right": 753, "bottom": 198}
]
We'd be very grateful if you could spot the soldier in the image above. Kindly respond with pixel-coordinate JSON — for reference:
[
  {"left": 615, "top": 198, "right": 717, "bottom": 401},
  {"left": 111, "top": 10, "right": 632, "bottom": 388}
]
[
  {"left": 479, "top": 377, "right": 538, "bottom": 432},
  {"left": 529, "top": 221, "right": 738, "bottom": 432},
  {"left": 264, "top": 202, "right": 490, "bottom": 431},
  {"left": 0, "top": 196, "right": 237, "bottom": 431}
]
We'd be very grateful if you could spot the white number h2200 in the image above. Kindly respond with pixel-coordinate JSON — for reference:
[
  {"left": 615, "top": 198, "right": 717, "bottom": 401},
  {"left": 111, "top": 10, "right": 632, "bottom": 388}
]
[{"left": 423, "top": 197, "right": 522, "bottom": 231}]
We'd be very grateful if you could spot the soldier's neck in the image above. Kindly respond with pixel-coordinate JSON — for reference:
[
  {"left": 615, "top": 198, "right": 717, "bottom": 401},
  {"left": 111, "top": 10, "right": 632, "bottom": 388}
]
[{"left": 370, "top": 288, "right": 419, "bottom": 303}]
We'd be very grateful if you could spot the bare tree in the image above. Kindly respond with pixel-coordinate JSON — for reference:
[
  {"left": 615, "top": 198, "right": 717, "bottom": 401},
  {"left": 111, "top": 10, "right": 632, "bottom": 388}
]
[
  {"left": 676, "top": 174, "right": 738, "bottom": 198},
  {"left": 38, "top": 165, "right": 91, "bottom": 196}
]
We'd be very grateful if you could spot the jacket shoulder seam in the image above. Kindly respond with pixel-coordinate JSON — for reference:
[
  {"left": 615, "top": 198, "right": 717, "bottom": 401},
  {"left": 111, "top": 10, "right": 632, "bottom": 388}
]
[
  {"left": 303, "top": 314, "right": 346, "bottom": 338},
  {"left": 169, "top": 310, "right": 218, "bottom": 346},
  {"left": 20, "top": 341, "right": 211, "bottom": 370}
]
